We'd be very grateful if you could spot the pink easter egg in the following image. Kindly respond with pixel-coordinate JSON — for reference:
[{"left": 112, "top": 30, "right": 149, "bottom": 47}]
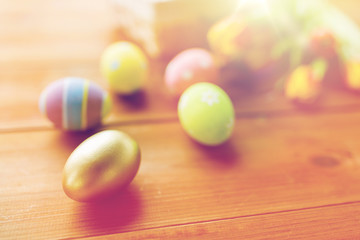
[{"left": 165, "top": 48, "right": 219, "bottom": 96}]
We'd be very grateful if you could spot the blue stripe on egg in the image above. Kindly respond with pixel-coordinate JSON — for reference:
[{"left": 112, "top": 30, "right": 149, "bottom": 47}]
[
  {"left": 64, "top": 77, "right": 85, "bottom": 130},
  {"left": 39, "top": 77, "right": 112, "bottom": 131}
]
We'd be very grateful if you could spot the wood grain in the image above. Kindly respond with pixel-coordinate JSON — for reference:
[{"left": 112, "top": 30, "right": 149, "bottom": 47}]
[
  {"left": 2, "top": 111, "right": 360, "bottom": 239},
  {"left": 0, "top": 0, "right": 118, "bottom": 66},
  {"left": 87, "top": 202, "right": 360, "bottom": 240}
]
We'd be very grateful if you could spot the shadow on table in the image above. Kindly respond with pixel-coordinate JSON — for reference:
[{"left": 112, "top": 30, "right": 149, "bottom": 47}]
[
  {"left": 58, "top": 130, "right": 97, "bottom": 152},
  {"left": 73, "top": 185, "right": 142, "bottom": 233},
  {"left": 115, "top": 90, "right": 149, "bottom": 111},
  {"left": 194, "top": 139, "right": 241, "bottom": 169}
]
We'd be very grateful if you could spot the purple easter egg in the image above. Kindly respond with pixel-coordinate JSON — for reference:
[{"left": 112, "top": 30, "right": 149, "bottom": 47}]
[{"left": 39, "top": 77, "right": 112, "bottom": 131}]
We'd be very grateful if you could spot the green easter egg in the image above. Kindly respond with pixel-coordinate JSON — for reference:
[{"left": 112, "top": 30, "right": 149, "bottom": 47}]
[
  {"left": 178, "top": 82, "right": 235, "bottom": 146},
  {"left": 100, "top": 41, "right": 148, "bottom": 94}
]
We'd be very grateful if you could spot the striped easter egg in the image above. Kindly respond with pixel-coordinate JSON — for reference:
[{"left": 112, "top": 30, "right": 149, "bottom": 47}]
[{"left": 39, "top": 77, "right": 112, "bottom": 131}]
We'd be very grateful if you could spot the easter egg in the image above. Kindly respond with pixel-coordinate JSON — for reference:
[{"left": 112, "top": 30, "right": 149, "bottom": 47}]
[
  {"left": 62, "top": 130, "right": 141, "bottom": 202},
  {"left": 100, "top": 41, "right": 148, "bottom": 94},
  {"left": 39, "top": 77, "right": 111, "bottom": 131},
  {"left": 165, "top": 48, "right": 219, "bottom": 96},
  {"left": 178, "top": 82, "right": 235, "bottom": 146}
]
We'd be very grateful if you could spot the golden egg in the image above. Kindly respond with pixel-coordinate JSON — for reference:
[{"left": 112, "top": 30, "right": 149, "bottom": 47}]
[{"left": 62, "top": 130, "right": 140, "bottom": 202}]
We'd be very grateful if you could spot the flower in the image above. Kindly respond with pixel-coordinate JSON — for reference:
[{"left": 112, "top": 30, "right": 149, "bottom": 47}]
[{"left": 201, "top": 90, "right": 220, "bottom": 106}]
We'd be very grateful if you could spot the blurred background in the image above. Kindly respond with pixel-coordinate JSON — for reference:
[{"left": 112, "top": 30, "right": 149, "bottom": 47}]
[
  {"left": 1, "top": 0, "right": 359, "bottom": 64},
  {"left": 1, "top": 0, "right": 360, "bottom": 129}
]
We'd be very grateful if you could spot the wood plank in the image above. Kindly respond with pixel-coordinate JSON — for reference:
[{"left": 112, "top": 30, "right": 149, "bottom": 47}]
[
  {"left": 0, "top": 0, "right": 118, "bottom": 66},
  {"left": 1, "top": 111, "right": 360, "bottom": 239},
  {"left": 0, "top": 63, "right": 176, "bottom": 131},
  {"left": 3, "top": 62, "right": 360, "bottom": 131},
  {"left": 87, "top": 202, "right": 360, "bottom": 240}
]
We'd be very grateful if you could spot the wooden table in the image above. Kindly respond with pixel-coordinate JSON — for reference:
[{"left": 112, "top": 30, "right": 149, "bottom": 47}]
[{"left": 1, "top": 1, "right": 360, "bottom": 239}]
